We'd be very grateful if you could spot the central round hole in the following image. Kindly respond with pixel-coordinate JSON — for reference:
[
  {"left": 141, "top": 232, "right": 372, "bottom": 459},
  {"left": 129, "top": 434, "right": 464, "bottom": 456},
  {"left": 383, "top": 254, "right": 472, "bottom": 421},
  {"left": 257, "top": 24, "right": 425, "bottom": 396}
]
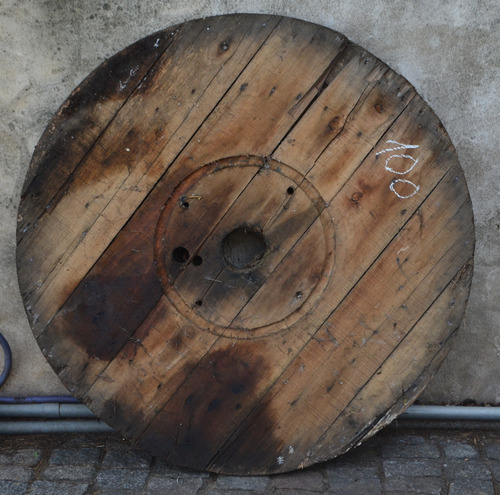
[{"left": 223, "top": 227, "right": 267, "bottom": 270}]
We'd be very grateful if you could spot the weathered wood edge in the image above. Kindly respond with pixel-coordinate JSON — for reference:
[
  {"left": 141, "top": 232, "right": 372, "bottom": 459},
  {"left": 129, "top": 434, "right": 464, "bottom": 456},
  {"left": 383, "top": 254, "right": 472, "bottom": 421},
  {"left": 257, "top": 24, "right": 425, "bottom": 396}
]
[
  {"left": 310, "top": 258, "right": 475, "bottom": 468},
  {"left": 17, "top": 25, "right": 183, "bottom": 234}
]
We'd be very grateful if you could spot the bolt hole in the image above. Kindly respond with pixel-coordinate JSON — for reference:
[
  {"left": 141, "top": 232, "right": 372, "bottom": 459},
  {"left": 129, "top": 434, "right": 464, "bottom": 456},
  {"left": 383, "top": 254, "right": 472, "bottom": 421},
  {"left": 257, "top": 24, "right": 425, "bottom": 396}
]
[
  {"left": 295, "top": 291, "right": 303, "bottom": 299},
  {"left": 286, "top": 186, "right": 295, "bottom": 195},
  {"left": 172, "top": 246, "right": 190, "bottom": 263},
  {"left": 192, "top": 255, "right": 203, "bottom": 266},
  {"left": 195, "top": 299, "right": 203, "bottom": 307},
  {"left": 181, "top": 201, "right": 190, "bottom": 209}
]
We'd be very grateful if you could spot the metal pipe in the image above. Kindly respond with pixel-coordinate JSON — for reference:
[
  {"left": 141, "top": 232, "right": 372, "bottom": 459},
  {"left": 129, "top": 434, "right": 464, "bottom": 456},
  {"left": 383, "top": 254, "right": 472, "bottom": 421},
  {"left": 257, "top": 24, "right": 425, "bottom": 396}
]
[
  {"left": 2, "top": 401, "right": 500, "bottom": 421},
  {"left": 0, "top": 420, "right": 113, "bottom": 434},
  {"left": 0, "top": 396, "right": 80, "bottom": 404},
  {"left": 0, "top": 403, "right": 95, "bottom": 418},
  {"left": 0, "top": 335, "right": 497, "bottom": 433},
  {"left": 401, "top": 405, "right": 500, "bottom": 421}
]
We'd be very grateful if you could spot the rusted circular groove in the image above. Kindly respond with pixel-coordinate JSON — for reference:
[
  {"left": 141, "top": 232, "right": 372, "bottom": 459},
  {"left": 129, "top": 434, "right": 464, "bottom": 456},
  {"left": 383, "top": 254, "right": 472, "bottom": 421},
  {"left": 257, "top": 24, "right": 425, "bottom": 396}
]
[{"left": 153, "top": 155, "right": 336, "bottom": 339}]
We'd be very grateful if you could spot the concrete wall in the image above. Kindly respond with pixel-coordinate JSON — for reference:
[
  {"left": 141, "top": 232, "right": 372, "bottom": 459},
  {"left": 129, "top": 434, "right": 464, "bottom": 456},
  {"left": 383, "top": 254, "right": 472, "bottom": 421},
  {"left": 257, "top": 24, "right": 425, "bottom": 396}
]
[{"left": 0, "top": 0, "right": 498, "bottom": 404}]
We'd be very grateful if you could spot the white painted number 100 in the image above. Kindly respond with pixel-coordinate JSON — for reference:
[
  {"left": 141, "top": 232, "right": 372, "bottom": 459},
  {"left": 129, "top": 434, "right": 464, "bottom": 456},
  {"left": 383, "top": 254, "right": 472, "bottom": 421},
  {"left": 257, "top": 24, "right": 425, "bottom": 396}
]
[{"left": 376, "top": 140, "right": 420, "bottom": 199}]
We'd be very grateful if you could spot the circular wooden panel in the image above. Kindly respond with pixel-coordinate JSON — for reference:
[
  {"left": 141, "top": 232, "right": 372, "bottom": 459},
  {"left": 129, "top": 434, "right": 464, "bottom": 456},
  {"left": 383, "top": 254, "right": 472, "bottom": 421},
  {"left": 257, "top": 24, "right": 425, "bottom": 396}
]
[{"left": 17, "top": 14, "right": 474, "bottom": 474}]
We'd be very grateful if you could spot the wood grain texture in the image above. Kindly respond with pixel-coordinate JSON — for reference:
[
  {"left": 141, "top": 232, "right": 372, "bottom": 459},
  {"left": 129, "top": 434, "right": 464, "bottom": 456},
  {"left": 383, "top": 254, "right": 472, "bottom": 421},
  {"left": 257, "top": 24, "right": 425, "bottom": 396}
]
[{"left": 17, "top": 14, "right": 474, "bottom": 475}]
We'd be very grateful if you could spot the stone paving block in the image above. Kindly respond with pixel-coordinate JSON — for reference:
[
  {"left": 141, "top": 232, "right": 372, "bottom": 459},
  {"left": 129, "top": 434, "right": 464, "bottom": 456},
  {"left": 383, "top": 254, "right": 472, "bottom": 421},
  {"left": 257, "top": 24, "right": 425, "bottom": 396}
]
[
  {"left": 146, "top": 475, "right": 204, "bottom": 495},
  {"left": 94, "top": 492, "right": 145, "bottom": 495},
  {"left": 271, "top": 469, "right": 324, "bottom": 491},
  {"left": 327, "top": 464, "right": 381, "bottom": 495},
  {"left": 49, "top": 447, "right": 101, "bottom": 465},
  {"left": 61, "top": 434, "right": 108, "bottom": 449},
  {"left": 96, "top": 468, "right": 149, "bottom": 490},
  {"left": 151, "top": 457, "right": 209, "bottom": 478},
  {"left": 0, "top": 449, "right": 41, "bottom": 466},
  {"left": 0, "top": 480, "right": 28, "bottom": 495},
  {"left": 215, "top": 475, "right": 270, "bottom": 491},
  {"left": 28, "top": 480, "right": 89, "bottom": 495},
  {"left": 272, "top": 491, "right": 329, "bottom": 495},
  {"left": 490, "top": 460, "right": 500, "bottom": 481},
  {"left": 326, "top": 464, "right": 379, "bottom": 482},
  {"left": 204, "top": 491, "right": 267, "bottom": 495},
  {"left": 0, "top": 429, "right": 498, "bottom": 495},
  {"left": 385, "top": 434, "right": 427, "bottom": 445},
  {"left": 0, "top": 465, "right": 33, "bottom": 482},
  {"left": 41, "top": 464, "right": 97, "bottom": 482},
  {"left": 383, "top": 476, "right": 444, "bottom": 494},
  {"left": 441, "top": 441, "right": 479, "bottom": 459},
  {"left": 484, "top": 443, "right": 500, "bottom": 460},
  {"left": 327, "top": 476, "right": 382, "bottom": 495},
  {"left": 381, "top": 443, "right": 441, "bottom": 459},
  {"left": 105, "top": 437, "right": 137, "bottom": 452},
  {"left": 383, "top": 459, "right": 441, "bottom": 477},
  {"left": 444, "top": 459, "right": 492, "bottom": 481},
  {"left": 102, "top": 448, "right": 152, "bottom": 469},
  {"left": 332, "top": 446, "right": 380, "bottom": 467},
  {"left": 449, "top": 479, "right": 494, "bottom": 495}
]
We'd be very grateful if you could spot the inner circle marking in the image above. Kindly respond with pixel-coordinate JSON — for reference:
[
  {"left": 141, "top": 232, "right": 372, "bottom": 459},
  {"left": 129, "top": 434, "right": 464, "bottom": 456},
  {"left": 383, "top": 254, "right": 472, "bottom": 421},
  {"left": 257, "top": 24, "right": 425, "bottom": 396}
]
[{"left": 154, "top": 155, "right": 335, "bottom": 339}]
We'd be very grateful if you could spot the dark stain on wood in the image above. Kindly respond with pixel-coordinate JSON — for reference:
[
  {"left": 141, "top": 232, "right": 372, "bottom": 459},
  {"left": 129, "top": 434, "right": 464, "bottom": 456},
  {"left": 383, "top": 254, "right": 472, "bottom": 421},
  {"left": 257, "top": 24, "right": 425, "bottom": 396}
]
[
  {"left": 17, "top": 29, "right": 179, "bottom": 236},
  {"left": 136, "top": 347, "right": 276, "bottom": 472},
  {"left": 51, "top": 272, "right": 161, "bottom": 362}
]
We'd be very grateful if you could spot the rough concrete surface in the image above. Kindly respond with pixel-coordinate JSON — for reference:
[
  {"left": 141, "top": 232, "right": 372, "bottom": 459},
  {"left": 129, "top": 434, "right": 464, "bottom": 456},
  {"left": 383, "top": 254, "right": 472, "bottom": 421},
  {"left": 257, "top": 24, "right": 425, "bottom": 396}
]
[{"left": 0, "top": 1, "right": 498, "bottom": 403}]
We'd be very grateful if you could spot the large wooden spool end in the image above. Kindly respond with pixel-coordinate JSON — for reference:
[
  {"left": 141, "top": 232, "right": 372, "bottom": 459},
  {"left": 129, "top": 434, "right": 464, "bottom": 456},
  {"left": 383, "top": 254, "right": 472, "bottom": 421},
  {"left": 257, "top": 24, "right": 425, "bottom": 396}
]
[{"left": 17, "top": 14, "right": 474, "bottom": 474}]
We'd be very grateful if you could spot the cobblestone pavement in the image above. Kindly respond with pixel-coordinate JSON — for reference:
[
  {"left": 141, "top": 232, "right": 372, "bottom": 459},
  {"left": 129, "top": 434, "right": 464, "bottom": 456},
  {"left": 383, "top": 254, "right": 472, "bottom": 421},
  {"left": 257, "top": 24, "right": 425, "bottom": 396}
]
[{"left": 0, "top": 427, "right": 499, "bottom": 494}]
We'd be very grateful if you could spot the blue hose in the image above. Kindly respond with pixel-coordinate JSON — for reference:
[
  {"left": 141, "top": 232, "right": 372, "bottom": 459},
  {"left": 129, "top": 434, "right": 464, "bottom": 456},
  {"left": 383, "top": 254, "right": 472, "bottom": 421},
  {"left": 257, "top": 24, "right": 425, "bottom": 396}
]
[
  {"left": 0, "top": 333, "right": 79, "bottom": 404},
  {"left": 0, "top": 333, "right": 78, "bottom": 403},
  {"left": 0, "top": 333, "right": 12, "bottom": 388}
]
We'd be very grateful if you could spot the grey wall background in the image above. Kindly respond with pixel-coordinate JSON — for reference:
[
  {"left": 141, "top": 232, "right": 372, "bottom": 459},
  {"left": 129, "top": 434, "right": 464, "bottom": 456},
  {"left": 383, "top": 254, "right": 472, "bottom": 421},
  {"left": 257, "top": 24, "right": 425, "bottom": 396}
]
[{"left": 0, "top": 0, "right": 498, "bottom": 404}]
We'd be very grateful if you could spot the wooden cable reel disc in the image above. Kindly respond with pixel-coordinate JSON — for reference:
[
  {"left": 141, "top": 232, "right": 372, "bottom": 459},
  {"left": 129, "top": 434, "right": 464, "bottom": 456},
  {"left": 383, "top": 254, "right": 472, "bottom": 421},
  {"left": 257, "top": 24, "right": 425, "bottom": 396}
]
[{"left": 17, "top": 14, "right": 474, "bottom": 474}]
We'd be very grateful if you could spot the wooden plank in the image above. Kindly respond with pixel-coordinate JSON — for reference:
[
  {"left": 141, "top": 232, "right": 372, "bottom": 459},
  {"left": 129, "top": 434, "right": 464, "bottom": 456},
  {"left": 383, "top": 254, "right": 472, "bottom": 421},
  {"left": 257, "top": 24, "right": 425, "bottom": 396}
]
[
  {"left": 273, "top": 44, "right": 388, "bottom": 168},
  {"left": 135, "top": 146, "right": 469, "bottom": 472},
  {"left": 156, "top": 51, "right": 416, "bottom": 334},
  {"left": 18, "top": 15, "right": 474, "bottom": 475},
  {"left": 17, "top": 28, "right": 178, "bottom": 235},
  {"left": 22, "top": 15, "right": 283, "bottom": 334},
  {"left": 167, "top": 161, "right": 326, "bottom": 331},
  {"left": 309, "top": 261, "right": 473, "bottom": 467},
  {"left": 85, "top": 296, "right": 219, "bottom": 437},
  {"left": 35, "top": 15, "right": 346, "bottom": 393},
  {"left": 207, "top": 166, "right": 473, "bottom": 473}
]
